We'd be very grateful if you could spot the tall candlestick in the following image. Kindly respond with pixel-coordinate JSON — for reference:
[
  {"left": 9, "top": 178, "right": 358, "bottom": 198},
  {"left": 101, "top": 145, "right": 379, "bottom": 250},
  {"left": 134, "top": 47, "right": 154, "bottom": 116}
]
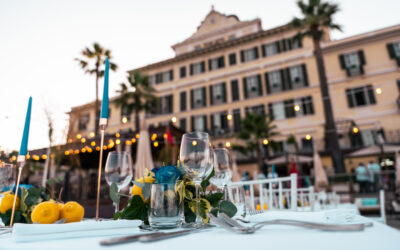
[{"left": 96, "top": 58, "right": 109, "bottom": 221}]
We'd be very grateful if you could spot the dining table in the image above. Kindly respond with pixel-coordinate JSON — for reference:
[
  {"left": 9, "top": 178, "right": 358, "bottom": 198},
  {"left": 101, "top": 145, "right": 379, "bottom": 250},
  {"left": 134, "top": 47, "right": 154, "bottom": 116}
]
[{"left": 1, "top": 208, "right": 399, "bottom": 250}]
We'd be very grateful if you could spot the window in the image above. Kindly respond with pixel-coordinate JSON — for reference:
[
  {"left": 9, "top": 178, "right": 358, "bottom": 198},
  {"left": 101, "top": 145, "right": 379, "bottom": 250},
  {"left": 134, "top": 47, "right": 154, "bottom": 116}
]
[
  {"left": 180, "top": 91, "right": 187, "bottom": 111},
  {"left": 210, "top": 83, "right": 226, "bottom": 105},
  {"left": 240, "top": 47, "right": 259, "bottom": 62},
  {"left": 190, "top": 61, "right": 205, "bottom": 75},
  {"left": 387, "top": 42, "right": 400, "bottom": 66},
  {"left": 262, "top": 42, "right": 280, "bottom": 57},
  {"left": 229, "top": 53, "right": 237, "bottom": 65},
  {"left": 243, "top": 75, "right": 262, "bottom": 98},
  {"left": 231, "top": 80, "right": 240, "bottom": 101},
  {"left": 301, "top": 138, "right": 313, "bottom": 152},
  {"left": 149, "top": 75, "right": 156, "bottom": 85},
  {"left": 180, "top": 118, "right": 186, "bottom": 131},
  {"left": 180, "top": 66, "right": 186, "bottom": 78},
  {"left": 245, "top": 105, "right": 265, "bottom": 115},
  {"left": 190, "top": 87, "right": 206, "bottom": 109},
  {"left": 268, "top": 96, "right": 314, "bottom": 120},
  {"left": 228, "top": 35, "right": 236, "bottom": 41},
  {"left": 289, "top": 65, "right": 308, "bottom": 88},
  {"left": 346, "top": 85, "right": 376, "bottom": 108},
  {"left": 153, "top": 70, "right": 173, "bottom": 84},
  {"left": 339, "top": 51, "right": 366, "bottom": 77},
  {"left": 233, "top": 109, "right": 241, "bottom": 132},
  {"left": 208, "top": 56, "right": 225, "bottom": 71},
  {"left": 78, "top": 114, "right": 90, "bottom": 130},
  {"left": 160, "top": 95, "right": 173, "bottom": 114},
  {"left": 194, "top": 45, "right": 201, "bottom": 51},
  {"left": 266, "top": 70, "right": 283, "bottom": 93},
  {"left": 210, "top": 111, "right": 229, "bottom": 136},
  {"left": 281, "top": 37, "right": 303, "bottom": 51},
  {"left": 191, "top": 115, "right": 207, "bottom": 132}
]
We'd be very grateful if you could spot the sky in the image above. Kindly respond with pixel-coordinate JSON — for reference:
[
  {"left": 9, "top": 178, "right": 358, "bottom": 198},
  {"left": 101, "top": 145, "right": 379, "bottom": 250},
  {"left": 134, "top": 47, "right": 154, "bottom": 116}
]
[{"left": 0, "top": 0, "right": 399, "bottom": 152}]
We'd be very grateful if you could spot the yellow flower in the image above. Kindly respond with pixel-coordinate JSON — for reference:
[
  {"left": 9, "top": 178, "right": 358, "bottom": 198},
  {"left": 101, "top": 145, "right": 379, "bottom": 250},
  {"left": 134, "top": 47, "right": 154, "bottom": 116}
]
[
  {"left": 0, "top": 194, "right": 19, "bottom": 214},
  {"left": 31, "top": 201, "right": 60, "bottom": 224},
  {"left": 131, "top": 176, "right": 155, "bottom": 201}
]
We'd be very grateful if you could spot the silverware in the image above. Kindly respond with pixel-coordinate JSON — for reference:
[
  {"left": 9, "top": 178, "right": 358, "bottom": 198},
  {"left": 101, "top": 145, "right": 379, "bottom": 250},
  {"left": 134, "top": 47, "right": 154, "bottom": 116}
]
[
  {"left": 138, "top": 229, "right": 195, "bottom": 243},
  {"left": 210, "top": 213, "right": 372, "bottom": 234},
  {"left": 248, "top": 209, "right": 265, "bottom": 216},
  {"left": 99, "top": 232, "right": 164, "bottom": 246}
]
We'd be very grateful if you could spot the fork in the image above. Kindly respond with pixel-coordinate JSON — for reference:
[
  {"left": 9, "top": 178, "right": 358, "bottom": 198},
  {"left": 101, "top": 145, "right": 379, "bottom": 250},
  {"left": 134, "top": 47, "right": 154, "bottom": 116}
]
[{"left": 210, "top": 213, "right": 371, "bottom": 234}]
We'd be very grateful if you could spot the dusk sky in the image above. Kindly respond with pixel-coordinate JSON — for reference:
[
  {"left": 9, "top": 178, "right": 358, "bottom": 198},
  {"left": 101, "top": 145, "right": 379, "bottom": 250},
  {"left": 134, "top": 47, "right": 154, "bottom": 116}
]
[{"left": 1, "top": 0, "right": 399, "bottom": 152}]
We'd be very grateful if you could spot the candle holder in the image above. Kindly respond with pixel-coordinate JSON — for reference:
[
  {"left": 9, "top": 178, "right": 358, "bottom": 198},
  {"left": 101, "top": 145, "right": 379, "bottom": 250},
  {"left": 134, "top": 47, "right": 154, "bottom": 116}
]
[{"left": 95, "top": 118, "right": 108, "bottom": 221}]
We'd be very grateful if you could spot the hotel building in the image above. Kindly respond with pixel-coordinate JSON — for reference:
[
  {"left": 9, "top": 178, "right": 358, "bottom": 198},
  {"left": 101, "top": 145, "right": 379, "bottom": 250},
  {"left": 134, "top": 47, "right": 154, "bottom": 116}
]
[{"left": 67, "top": 9, "right": 400, "bottom": 174}]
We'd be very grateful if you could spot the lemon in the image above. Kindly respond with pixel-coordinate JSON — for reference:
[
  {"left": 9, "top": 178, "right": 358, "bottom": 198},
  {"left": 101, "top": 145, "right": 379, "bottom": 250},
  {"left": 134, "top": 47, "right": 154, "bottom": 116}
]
[
  {"left": 60, "top": 201, "right": 84, "bottom": 223},
  {"left": 131, "top": 176, "right": 155, "bottom": 200},
  {"left": 256, "top": 203, "right": 268, "bottom": 211},
  {"left": 0, "top": 194, "right": 20, "bottom": 214},
  {"left": 31, "top": 201, "right": 60, "bottom": 224}
]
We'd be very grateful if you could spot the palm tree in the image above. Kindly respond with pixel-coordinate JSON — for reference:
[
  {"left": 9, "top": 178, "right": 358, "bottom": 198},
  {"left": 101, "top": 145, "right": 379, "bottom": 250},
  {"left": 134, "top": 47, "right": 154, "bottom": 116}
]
[
  {"left": 75, "top": 43, "right": 117, "bottom": 135},
  {"left": 115, "top": 71, "right": 156, "bottom": 131},
  {"left": 233, "top": 113, "right": 279, "bottom": 173},
  {"left": 290, "top": 0, "right": 345, "bottom": 173}
]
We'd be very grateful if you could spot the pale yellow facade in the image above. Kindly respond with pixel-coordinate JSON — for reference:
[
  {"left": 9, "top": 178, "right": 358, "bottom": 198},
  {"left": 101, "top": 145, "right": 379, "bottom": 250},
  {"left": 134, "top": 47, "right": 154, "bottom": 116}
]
[{"left": 67, "top": 10, "right": 400, "bottom": 173}]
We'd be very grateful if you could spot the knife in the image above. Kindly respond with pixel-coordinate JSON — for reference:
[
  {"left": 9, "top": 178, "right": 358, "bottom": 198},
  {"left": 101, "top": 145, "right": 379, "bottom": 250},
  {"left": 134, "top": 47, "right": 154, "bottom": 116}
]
[
  {"left": 138, "top": 229, "right": 199, "bottom": 243},
  {"left": 99, "top": 232, "right": 165, "bottom": 246}
]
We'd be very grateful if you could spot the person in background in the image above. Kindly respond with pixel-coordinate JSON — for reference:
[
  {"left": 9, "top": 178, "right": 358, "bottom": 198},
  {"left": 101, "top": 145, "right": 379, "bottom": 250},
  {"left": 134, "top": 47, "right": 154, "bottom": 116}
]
[
  {"left": 267, "top": 165, "right": 279, "bottom": 188},
  {"left": 367, "top": 160, "right": 381, "bottom": 192},
  {"left": 356, "top": 163, "right": 370, "bottom": 193},
  {"left": 289, "top": 159, "right": 301, "bottom": 188}
]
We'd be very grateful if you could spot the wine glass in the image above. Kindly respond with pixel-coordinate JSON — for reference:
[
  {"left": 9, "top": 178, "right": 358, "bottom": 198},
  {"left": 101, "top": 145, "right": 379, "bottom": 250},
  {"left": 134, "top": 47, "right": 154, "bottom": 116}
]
[
  {"left": 179, "top": 132, "right": 213, "bottom": 228},
  {"left": 210, "top": 148, "right": 232, "bottom": 200},
  {"left": 0, "top": 163, "right": 16, "bottom": 194},
  {"left": 105, "top": 151, "right": 133, "bottom": 212}
]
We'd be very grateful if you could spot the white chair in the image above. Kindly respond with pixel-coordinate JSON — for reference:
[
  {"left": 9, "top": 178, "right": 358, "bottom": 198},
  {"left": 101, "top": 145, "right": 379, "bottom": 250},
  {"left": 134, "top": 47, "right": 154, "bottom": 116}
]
[
  {"left": 354, "top": 189, "right": 386, "bottom": 224},
  {"left": 228, "top": 173, "right": 298, "bottom": 211}
]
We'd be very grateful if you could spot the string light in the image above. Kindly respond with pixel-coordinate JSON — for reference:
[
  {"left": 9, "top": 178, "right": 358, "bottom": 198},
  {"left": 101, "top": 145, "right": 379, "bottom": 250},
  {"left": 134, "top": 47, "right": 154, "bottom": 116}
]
[
  {"left": 41, "top": 155, "right": 47, "bottom": 160},
  {"left": 163, "top": 133, "right": 167, "bottom": 139},
  {"left": 294, "top": 105, "right": 300, "bottom": 112},
  {"left": 65, "top": 151, "right": 70, "bottom": 156},
  {"left": 76, "top": 134, "right": 82, "bottom": 139},
  {"left": 131, "top": 138, "right": 136, "bottom": 143},
  {"left": 225, "top": 141, "right": 231, "bottom": 147},
  {"left": 376, "top": 88, "right": 382, "bottom": 94},
  {"left": 126, "top": 140, "right": 132, "bottom": 145},
  {"left": 81, "top": 148, "right": 86, "bottom": 153},
  {"left": 90, "top": 132, "right": 95, "bottom": 138},
  {"left": 103, "top": 145, "right": 107, "bottom": 150},
  {"left": 122, "top": 117, "right": 128, "bottom": 124},
  {"left": 87, "top": 148, "right": 93, "bottom": 153},
  {"left": 151, "top": 133, "right": 157, "bottom": 141},
  {"left": 96, "top": 146, "right": 100, "bottom": 151},
  {"left": 352, "top": 127, "right": 359, "bottom": 134},
  {"left": 68, "top": 139, "right": 73, "bottom": 143},
  {"left": 263, "top": 139, "right": 269, "bottom": 145},
  {"left": 74, "top": 150, "right": 79, "bottom": 155},
  {"left": 81, "top": 138, "right": 86, "bottom": 143},
  {"left": 153, "top": 141, "right": 159, "bottom": 147},
  {"left": 91, "top": 141, "right": 96, "bottom": 147},
  {"left": 192, "top": 140, "right": 197, "bottom": 146},
  {"left": 171, "top": 117, "right": 177, "bottom": 123},
  {"left": 136, "top": 134, "right": 140, "bottom": 139},
  {"left": 227, "top": 114, "right": 233, "bottom": 120},
  {"left": 116, "top": 132, "right": 120, "bottom": 138},
  {"left": 305, "top": 134, "right": 312, "bottom": 140},
  {"left": 116, "top": 139, "right": 121, "bottom": 145}
]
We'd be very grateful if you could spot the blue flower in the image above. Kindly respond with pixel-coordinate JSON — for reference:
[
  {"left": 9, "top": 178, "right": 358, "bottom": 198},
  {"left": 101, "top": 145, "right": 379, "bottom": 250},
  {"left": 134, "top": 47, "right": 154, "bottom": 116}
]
[{"left": 151, "top": 165, "right": 182, "bottom": 184}]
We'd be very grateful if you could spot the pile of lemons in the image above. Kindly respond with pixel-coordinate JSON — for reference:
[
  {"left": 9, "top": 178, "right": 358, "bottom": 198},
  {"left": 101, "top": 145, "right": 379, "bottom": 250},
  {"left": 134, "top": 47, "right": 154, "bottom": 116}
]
[{"left": 31, "top": 201, "right": 85, "bottom": 224}]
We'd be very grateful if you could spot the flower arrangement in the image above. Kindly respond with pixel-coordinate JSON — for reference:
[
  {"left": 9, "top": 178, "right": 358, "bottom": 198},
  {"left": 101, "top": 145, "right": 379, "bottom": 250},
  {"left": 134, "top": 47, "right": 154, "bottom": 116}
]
[{"left": 113, "top": 164, "right": 237, "bottom": 224}]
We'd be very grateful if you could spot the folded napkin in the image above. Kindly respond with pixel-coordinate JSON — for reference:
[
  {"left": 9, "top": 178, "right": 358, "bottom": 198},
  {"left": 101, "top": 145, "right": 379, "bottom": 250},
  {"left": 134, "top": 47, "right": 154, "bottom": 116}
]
[{"left": 12, "top": 219, "right": 141, "bottom": 242}]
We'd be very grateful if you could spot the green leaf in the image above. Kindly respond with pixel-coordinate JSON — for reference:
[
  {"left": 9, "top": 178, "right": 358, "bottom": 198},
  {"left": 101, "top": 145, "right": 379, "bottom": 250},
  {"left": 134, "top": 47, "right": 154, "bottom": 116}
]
[
  {"left": 209, "top": 207, "right": 219, "bottom": 217},
  {"left": 19, "top": 188, "right": 29, "bottom": 213},
  {"left": 1, "top": 210, "right": 26, "bottom": 226},
  {"left": 201, "top": 168, "right": 215, "bottom": 191},
  {"left": 25, "top": 188, "right": 41, "bottom": 207},
  {"left": 204, "top": 193, "right": 224, "bottom": 208},
  {"left": 110, "top": 182, "right": 120, "bottom": 205},
  {"left": 219, "top": 201, "right": 237, "bottom": 217},
  {"left": 184, "top": 201, "right": 196, "bottom": 223},
  {"left": 117, "top": 195, "right": 148, "bottom": 223}
]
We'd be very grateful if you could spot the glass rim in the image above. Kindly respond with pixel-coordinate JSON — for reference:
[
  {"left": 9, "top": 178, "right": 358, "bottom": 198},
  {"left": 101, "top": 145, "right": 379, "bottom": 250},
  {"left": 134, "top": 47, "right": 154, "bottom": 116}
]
[
  {"left": 0, "top": 162, "right": 15, "bottom": 168},
  {"left": 182, "top": 132, "right": 209, "bottom": 139},
  {"left": 151, "top": 182, "right": 178, "bottom": 185}
]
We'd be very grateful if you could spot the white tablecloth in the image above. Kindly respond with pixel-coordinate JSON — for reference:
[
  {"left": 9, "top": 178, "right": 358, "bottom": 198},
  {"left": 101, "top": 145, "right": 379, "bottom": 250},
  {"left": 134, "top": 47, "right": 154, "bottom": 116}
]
[{"left": 1, "top": 210, "right": 399, "bottom": 250}]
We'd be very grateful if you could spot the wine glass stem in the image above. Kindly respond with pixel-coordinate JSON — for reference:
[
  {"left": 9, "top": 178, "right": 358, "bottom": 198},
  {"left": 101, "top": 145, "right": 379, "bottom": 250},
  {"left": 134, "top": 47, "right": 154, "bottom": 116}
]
[
  {"left": 194, "top": 179, "right": 202, "bottom": 224},
  {"left": 115, "top": 188, "right": 121, "bottom": 213}
]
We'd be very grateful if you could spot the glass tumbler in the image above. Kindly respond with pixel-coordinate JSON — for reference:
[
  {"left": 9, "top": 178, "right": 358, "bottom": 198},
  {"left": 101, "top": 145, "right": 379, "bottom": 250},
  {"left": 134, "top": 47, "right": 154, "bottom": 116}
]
[{"left": 149, "top": 183, "right": 182, "bottom": 229}]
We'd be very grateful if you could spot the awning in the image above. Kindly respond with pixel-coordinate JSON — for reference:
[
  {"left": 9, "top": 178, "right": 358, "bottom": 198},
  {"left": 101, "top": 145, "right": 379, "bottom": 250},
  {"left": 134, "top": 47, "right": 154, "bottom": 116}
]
[
  {"left": 266, "top": 155, "right": 313, "bottom": 165},
  {"left": 347, "top": 144, "right": 400, "bottom": 157}
]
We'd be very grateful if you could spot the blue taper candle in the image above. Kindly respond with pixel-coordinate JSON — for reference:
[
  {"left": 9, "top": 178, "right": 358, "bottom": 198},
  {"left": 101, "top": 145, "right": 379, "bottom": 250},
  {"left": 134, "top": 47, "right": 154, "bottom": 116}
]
[
  {"left": 100, "top": 57, "right": 109, "bottom": 119},
  {"left": 19, "top": 97, "right": 32, "bottom": 156}
]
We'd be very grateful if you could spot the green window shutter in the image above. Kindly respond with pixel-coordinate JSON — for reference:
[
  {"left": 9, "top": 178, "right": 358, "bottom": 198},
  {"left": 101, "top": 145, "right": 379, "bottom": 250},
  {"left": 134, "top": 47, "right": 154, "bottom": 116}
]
[
  {"left": 180, "top": 66, "right": 186, "bottom": 78},
  {"left": 367, "top": 85, "right": 376, "bottom": 104},
  {"left": 229, "top": 53, "right": 237, "bottom": 65},
  {"left": 240, "top": 50, "right": 245, "bottom": 62},
  {"left": 285, "top": 68, "right": 292, "bottom": 90},
  {"left": 358, "top": 50, "right": 366, "bottom": 65},
  {"left": 262, "top": 45, "right": 266, "bottom": 57},
  {"left": 243, "top": 78, "right": 248, "bottom": 99},
  {"left": 190, "top": 89, "right": 194, "bottom": 109},
  {"left": 346, "top": 89, "right": 354, "bottom": 108},
  {"left": 254, "top": 47, "right": 259, "bottom": 59},
  {"left": 208, "top": 59, "right": 212, "bottom": 71},
  {"left": 210, "top": 114, "right": 214, "bottom": 130},
  {"left": 302, "top": 64, "right": 309, "bottom": 86},
  {"left": 191, "top": 116, "right": 195, "bottom": 131},
  {"left": 169, "top": 70, "right": 174, "bottom": 81},
  {"left": 202, "top": 87, "right": 206, "bottom": 107},
  {"left": 268, "top": 103, "right": 274, "bottom": 120},
  {"left": 219, "top": 56, "right": 225, "bottom": 68},
  {"left": 222, "top": 82, "right": 227, "bottom": 103},
  {"left": 275, "top": 41, "right": 281, "bottom": 53},
  {"left": 203, "top": 115, "right": 207, "bottom": 132},
  {"left": 201, "top": 61, "right": 205, "bottom": 73},
  {"left": 339, "top": 54, "right": 346, "bottom": 69},
  {"left": 190, "top": 64, "right": 194, "bottom": 75},
  {"left": 231, "top": 80, "right": 239, "bottom": 101},
  {"left": 179, "top": 118, "right": 186, "bottom": 132},
  {"left": 387, "top": 43, "right": 396, "bottom": 59},
  {"left": 180, "top": 91, "right": 187, "bottom": 111},
  {"left": 257, "top": 74, "right": 263, "bottom": 96},
  {"left": 281, "top": 39, "right": 287, "bottom": 52},
  {"left": 209, "top": 85, "right": 214, "bottom": 105},
  {"left": 233, "top": 109, "right": 241, "bottom": 132},
  {"left": 264, "top": 72, "right": 271, "bottom": 94}
]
